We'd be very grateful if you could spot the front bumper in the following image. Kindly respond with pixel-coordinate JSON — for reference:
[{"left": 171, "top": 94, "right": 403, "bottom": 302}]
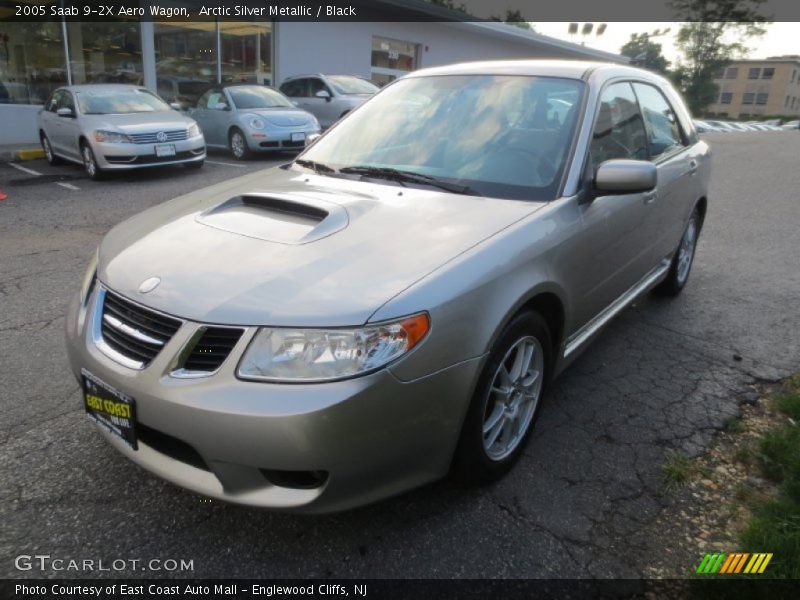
[
  {"left": 247, "top": 127, "right": 320, "bottom": 152},
  {"left": 64, "top": 287, "right": 480, "bottom": 513},
  {"left": 93, "top": 134, "right": 206, "bottom": 170}
]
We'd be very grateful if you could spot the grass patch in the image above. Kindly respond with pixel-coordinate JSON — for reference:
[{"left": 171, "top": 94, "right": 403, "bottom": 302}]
[
  {"left": 739, "top": 387, "right": 800, "bottom": 577},
  {"left": 724, "top": 416, "right": 746, "bottom": 433},
  {"left": 663, "top": 452, "right": 698, "bottom": 489}
]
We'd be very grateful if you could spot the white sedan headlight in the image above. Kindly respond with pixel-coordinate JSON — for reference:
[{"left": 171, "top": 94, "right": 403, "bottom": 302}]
[
  {"left": 187, "top": 122, "right": 201, "bottom": 138},
  {"left": 249, "top": 117, "right": 265, "bottom": 130},
  {"left": 238, "top": 313, "right": 430, "bottom": 382},
  {"left": 93, "top": 130, "right": 131, "bottom": 143}
]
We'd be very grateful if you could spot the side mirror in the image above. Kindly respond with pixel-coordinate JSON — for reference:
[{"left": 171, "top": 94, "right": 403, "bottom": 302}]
[
  {"left": 169, "top": 102, "right": 182, "bottom": 111},
  {"left": 315, "top": 89, "right": 331, "bottom": 101},
  {"left": 595, "top": 159, "right": 657, "bottom": 194},
  {"left": 56, "top": 107, "right": 74, "bottom": 118},
  {"left": 214, "top": 102, "right": 229, "bottom": 111}
]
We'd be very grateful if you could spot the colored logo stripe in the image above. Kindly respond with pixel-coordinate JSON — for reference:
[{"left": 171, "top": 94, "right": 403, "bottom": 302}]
[{"left": 698, "top": 552, "right": 773, "bottom": 574}]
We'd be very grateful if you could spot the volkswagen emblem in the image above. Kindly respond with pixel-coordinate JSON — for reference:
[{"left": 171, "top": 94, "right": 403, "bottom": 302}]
[
  {"left": 138, "top": 277, "right": 161, "bottom": 294},
  {"left": 156, "top": 131, "right": 168, "bottom": 142}
]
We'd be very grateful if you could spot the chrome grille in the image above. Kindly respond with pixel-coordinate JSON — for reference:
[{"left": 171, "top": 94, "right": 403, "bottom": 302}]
[
  {"left": 99, "top": 290, "right": 182, "bottom": 368},
  {"left": 128, "top": 130, "right": 188, "bottom": 144}
]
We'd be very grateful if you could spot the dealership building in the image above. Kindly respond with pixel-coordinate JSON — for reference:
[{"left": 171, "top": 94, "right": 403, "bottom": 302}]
[{"left": 0, "top": 1, "right": 623, "bottom": 144}]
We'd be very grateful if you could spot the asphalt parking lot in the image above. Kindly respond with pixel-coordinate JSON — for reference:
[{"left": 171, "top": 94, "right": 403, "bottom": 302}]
[{"left": 1, "top": 134, "right": 799, "bottom": 579}]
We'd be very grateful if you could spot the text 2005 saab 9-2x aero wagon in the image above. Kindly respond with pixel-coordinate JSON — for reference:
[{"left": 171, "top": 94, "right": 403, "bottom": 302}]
[{"left": 65, "top": 61, "right": 710, "bottom": 513}]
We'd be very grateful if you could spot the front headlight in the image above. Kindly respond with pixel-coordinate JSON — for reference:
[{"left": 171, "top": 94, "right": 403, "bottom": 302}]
[
  {"left": 93, "top": 130, "right": 131, "bottom": 143},
  {"left": 187, "top": 122, "right": 201, "bottom": 138},
  {"left": 238, "top": 313, "right": 430, "bottom": 382},
  {"left": 248, "top": 117, "right": 265, "bottom": 130},
  {"left": 80, "top": 248, "right": 99, "bottom": 305}
]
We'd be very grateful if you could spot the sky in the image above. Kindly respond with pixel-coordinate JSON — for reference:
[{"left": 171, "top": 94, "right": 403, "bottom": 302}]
[{"left": 532, "top": 22, "right": 800, "bottom": 64}]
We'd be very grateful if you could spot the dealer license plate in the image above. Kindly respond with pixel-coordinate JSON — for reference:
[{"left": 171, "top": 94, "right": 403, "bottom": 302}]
[
  {"left": 82, "top": 369, "right": 138, "bottom": 450},
  {"left": 155, "top": 144, "right": 176, "bottom": 157}
]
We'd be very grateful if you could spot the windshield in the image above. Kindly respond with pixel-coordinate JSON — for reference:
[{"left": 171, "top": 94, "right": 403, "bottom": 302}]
[
  {"left": 77, "top": 88, "right": 171, "bottom": 114},
  {"left": 228, "top": 86, "right": 294, "bottom": 109},
  {"left": 300, "top": 75, "right": 584, "bottom": 200},
  {"left": 327, "top": 76, "right": 379, "bottom": 95}
]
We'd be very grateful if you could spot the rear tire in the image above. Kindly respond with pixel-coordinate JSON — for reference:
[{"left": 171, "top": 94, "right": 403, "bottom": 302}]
[
  {"left": 41, "top": 133, "right": 62, "bottom": 165},
  {"left": 452, "top": 310, "right": 552, "bottom": 482},
  {"left": 80, "top": 141, "right": 104, "bottom": 181},
  {"left": 228, "top": 128, "right": 250, "bottom": 160},
  {"left": 654, "top": 207, "right": 701, "bottom": 296}
]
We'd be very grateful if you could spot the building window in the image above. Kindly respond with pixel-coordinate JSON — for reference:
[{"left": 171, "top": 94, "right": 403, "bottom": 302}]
[
  {"left": 0, "top": 22, "right": 67, "bottom": 104},
  {"left": 748, "top": 67, "right": 760, "bottom": 79},
  {"left": 761, "top": 67, "right": 774, "bottom": 79},
  {"left": 66, "top": 21, "right": 142, "bottom": 85},
  {"left": 153, "top": 23, "right": 217, "bottom": 110},
  {"left": 219, "top": 22, "right": 272, "bottom": 86},
  {"left": 371, "top": 36, "right": 418, "bottom": 86},
  {"left": 720, "top": 92, "right": 733, "bottom": 104},
  {"left": 756, "top": 93, "right": 768, "bottom": 105},
  {"left": 724, "top": 67, "right": 738, "bottom": 79},
  {"left": 742, "top": 92, "right": 755, "bottom": 104}
]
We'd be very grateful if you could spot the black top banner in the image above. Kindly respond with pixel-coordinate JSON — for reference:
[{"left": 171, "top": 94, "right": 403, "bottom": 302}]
[{"left": 1, "top": 0, "right": 800, "bottom": 22}]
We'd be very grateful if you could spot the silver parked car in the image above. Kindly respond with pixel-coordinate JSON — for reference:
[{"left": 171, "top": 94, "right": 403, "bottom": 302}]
[
  {"left": 65, "top": 61, "right": 710, "bottom": 513},
  {"left": 38, "top": 84, "right": 206, "bottom": 179},
  {"left": 279, "top": 74, "right": 379, "bottom": 128},
  {"left": 191, "top": 85, "right": 320, "bottom": 159}
]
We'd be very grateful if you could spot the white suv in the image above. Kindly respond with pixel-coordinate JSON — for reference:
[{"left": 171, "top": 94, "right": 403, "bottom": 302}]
[{"left": 279, "top": 74, "right": 378, "bottom": 128}]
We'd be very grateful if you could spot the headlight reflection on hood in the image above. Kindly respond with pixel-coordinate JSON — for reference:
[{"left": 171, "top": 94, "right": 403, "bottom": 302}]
[{"left": 238, "top": 313, "right": 430, "bottom": 382}]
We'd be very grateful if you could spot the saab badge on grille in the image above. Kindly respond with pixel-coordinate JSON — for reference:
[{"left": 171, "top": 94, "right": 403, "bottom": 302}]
[
  {"left": 138, "top": 277, "right": 161, "bottom": 294},
  {"left": 156, "top": 131, "right": 168, "bottom": 142}
]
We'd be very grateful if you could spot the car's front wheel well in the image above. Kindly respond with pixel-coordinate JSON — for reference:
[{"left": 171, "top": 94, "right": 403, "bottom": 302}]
[
  {"left": 695, "top": 196, "right": 707, "bottom": 230},
  {"left": 513, "top": 292, "right": 564, "bottom": 360},
  {"left": 39, "top": 129, "right": 47, "bottom": 141}
]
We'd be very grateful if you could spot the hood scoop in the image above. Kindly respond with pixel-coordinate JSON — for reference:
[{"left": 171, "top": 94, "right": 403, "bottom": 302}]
[{"left": 196, "top": 193, "right": 348, "bottom": 244}]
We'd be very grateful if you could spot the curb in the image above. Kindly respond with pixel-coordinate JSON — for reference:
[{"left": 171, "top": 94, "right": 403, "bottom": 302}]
[{"left": 0, "top": 147, "right": 44, "bottom": 162}]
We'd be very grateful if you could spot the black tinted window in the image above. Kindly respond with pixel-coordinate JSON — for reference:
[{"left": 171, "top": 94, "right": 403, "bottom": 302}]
[
  {"left": 308, "top": 78, "right": 330, "bottom": 96},
  {"left": 280, "top": 79, "right": 306, "bottom": 97},
  {"left": 590, "top": 82, "right": 648, "bottom": 165}
]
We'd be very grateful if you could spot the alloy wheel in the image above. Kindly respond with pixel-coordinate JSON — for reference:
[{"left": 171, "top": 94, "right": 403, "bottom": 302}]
[
  {"left": 676, "top": 214, "right": 698, "bottom": 285},
  {"left": 231, "top": 132, "right": 246, "bottom": 159},
  {"left": 82, "top": 145, "right": 97, "bottom": 178},
  {"left": 482, "top": 335, "right": 544, "bottom": 461}
]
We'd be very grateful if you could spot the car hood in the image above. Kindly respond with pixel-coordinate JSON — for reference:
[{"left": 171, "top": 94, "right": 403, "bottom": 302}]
[
  {"left": 98, "top": 168, "right": 544, "bottom": 326},
  {"left": 80, "top": 111, "right": 193, "bottom": 132},
  {"left": 244, "top": 109, "right": 315, "bottom": 127}
]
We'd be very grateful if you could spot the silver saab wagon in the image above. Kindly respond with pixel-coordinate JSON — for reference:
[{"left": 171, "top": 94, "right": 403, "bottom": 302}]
[{"left": 65, "top": 61, "right": 710, "bottom": 513}]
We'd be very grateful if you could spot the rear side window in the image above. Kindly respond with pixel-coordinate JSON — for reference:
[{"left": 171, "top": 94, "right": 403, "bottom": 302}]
[
  {"left": 589, "top": 82, "right": 648, "bottom": 166},
  {"left": 632, "top": 83, "right": 684, "bottom": 159},
  {"left": 280, "top": 79, "right": 306, "bottom": 97}
]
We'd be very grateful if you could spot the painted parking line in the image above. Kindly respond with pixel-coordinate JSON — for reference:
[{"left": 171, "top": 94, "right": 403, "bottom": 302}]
[
  {"left": 56, "top": 182, "right": 80, "bottom": 190},
  {"left": 9, "top": 162, "right": 43, "bottom": 176},
  {"left": 205, "top": 160, "right": 247, "bottom": 168}
]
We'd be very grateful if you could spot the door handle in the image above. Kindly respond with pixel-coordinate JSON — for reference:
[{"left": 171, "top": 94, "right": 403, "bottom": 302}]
[
  {"left": 643, "top": 190, "right": 658, "bottom": 204},
  {"left": 688, "top": 159, "right": 698, "bottom": 175}
]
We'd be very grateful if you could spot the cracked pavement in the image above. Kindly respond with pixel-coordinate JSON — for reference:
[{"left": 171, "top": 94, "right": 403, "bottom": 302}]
[{"left": 1, "top": 134, "right": 799, "bottom": 578}]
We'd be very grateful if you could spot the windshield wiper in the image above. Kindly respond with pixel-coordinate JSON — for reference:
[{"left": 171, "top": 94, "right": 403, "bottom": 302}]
[
  {"left": 338, "top": 166, "right": 481, "bottom": 196},
  {"left": 295, "top": 159, "right": 336, "bottom": 174}
]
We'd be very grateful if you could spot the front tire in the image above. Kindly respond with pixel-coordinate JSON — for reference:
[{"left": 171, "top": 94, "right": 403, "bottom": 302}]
[
  {"left": 228, "top": 128, "right": 250, "bottom": 160},
  {"left": 41, "top": 133, "right": 62, "bottom": 165},
  {"left": 452, "top": 311, "right": 552, "bottom": 482},
  {"left": 80, "top": 142, "right": 103, "bottom": 180},
  {"left": 654, "top": 207, "right": 701, "bottom": 296}
]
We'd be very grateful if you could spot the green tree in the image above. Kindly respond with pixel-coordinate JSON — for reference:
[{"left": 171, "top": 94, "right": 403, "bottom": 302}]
[
  {"left": 490, "top": 9, "right": 534, "bottom": 31},
  {"left": 670, "top": 0, "right": 769, "bottom": 115},
  {"left": 620, "top": 33, "right": 671, "bottom": 74}
]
